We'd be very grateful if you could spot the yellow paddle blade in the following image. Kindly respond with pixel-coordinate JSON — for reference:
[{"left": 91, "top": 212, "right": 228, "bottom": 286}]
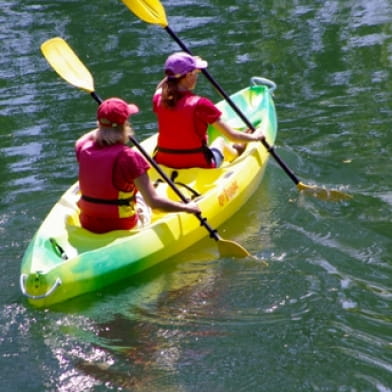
[
  {"left": 217, "top": 238, "right": 251, "bottom": 258},
  {"left": 41, "top": 37, "right": 95, "bottom": 93},
  {"left": 121, "top": 0, "right": 168, "bottom": 27},
  {"left": 297, "top": 182, "right": 353, "bottom": 202}
]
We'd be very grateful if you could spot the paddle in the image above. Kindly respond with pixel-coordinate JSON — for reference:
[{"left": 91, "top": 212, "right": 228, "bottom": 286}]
[
  {"left": 40, "top": 37, "right": 251, "bottom": 258},
  {"left": 120, "top": 0, "right": 352, "bottom": 202}
]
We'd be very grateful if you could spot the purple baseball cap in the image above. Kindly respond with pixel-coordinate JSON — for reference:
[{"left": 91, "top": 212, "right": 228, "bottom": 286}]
[{"left": 164, "top": 52, "right": 208, "bottom": 78}]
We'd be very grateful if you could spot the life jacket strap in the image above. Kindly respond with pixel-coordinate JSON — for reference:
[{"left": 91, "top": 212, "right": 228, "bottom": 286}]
[
  {"left": 156, "top": 146, "right": 206, "bottom": 154},
  {"left": 155, "top": 144, "right": 214, "bottom": 165},
  {"left": 81, "top": 194, "right": 135, "bottom": 206}
]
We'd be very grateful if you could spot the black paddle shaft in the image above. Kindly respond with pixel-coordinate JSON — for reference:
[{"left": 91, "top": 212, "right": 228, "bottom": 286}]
[
  {"left": 89, "top": 91, "right": 220, "bottom": 241},
  {"left": 164, "top": 25, "right": 301, "bottom": 187}
]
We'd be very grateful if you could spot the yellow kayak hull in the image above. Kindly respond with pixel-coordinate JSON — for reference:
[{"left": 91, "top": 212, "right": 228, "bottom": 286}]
[{"left": 20, "top": 79, "right": 278, "bottom": 307}]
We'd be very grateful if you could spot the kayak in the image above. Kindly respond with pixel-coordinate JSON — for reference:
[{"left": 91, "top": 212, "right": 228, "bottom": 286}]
[{"left": 20, "top": 76, "right": 278, "bottom": 307}]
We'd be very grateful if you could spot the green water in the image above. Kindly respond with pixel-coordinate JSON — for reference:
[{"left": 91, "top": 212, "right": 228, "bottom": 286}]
[{"left": 1, "top": 0, "right": 391, "bottom": 391}]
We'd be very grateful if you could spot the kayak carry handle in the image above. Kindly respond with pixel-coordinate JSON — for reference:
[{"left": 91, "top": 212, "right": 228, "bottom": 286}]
[
  {"left": 250, "top": 76, "right": 277, "bottom": 93},
  {"left": 19, "top": 274, "right": 62, "bottom": 300}
]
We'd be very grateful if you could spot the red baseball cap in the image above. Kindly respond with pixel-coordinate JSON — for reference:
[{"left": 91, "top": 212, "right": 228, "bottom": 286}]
[{"left": 97, "top": 98, "right": 139, "bottom": 127}]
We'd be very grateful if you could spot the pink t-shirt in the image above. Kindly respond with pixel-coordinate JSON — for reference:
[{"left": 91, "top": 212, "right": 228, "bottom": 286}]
[
  {"left": 112, "top": 148, "right": 150, "bottom": 191},
  {"left": 153, "top": 93, "right": 221, "bottom": 139},
  {"left": 152, "top": 92, "right": 222, "bottom": 168},
  {"left": 75, "top": 136, "right": 150, "bottom": 232},
  {"left": 75, "top": 136, "right": 150, "bottom": 191},
  {"left": 189, "top": 96, "right": 221, "bottom": 137}
]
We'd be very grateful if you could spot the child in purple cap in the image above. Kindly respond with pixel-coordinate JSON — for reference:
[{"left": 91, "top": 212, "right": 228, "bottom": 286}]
[
  {"left": 75, "top": 97, "right": 200, "bottom": 233},
  {"left": 152, "top": 52, "right": 265, "bottom": 169}
]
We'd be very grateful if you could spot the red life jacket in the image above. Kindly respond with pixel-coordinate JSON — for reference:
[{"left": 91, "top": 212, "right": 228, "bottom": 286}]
[
  {"left": 154, "top": 93, "right": 214, "bottom": 168},
  {"left": 77, "top": 141, "right": 138, "bottom": 231}
]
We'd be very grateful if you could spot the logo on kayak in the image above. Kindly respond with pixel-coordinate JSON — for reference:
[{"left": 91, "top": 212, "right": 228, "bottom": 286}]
[{"left": 218, "top": 181, "right": 239, "bottom": 206}]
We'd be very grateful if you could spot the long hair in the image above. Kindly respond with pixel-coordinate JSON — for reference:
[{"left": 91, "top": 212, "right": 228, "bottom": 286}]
[
  {"left": 161, "top": 74, "right": 187, "bottom": 108},
  {"left": 95, "top": 121, "right": 134, "bottom": 147}
]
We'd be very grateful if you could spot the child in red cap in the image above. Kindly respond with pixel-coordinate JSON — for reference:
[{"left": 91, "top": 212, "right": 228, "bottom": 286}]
[{"left": 75, "top": 97, "right": 200, "bottom": 233}]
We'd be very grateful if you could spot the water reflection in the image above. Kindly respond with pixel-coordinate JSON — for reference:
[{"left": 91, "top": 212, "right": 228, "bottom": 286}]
[{"left": 48, "top": 257, "right": 223, "bottom": 391}]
